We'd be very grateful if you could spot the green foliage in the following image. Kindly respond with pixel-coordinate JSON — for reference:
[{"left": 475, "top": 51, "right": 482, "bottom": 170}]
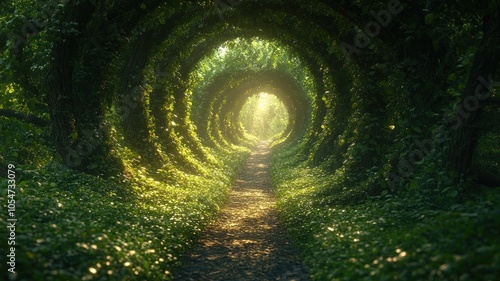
[
  {"left": 0, "top": 116, "right": 250, "bottom": 281},
  {"left": 0, "top": 118, "right": 53, "bottom": 168},
  {"left": 473, "top": 104, "right": 500, "bottom": 177},
  {"left": 1, "top": 1, "right": 499, "bottom": 280},
  {"left": 271, "top": 143, "right": 500, "bottom": 281},
  {"left": 188, "top": 37, "right": 315, "bottom": 150},
  {"left": 474, "top": 131, "right": 500, "bottom": 176},
  {"left": 190, "top": 37, "right": 316, "bottom": 117},
  {"left": 6, "top": 163, "right": 247, "bottom": 280},
  {"left": 239, "top": 93, "right": 289, "bottom": 140}
]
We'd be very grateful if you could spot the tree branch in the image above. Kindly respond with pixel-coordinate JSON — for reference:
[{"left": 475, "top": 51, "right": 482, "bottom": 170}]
[{"left": 0, "top": 108, "right": 50, "bottom": 127}]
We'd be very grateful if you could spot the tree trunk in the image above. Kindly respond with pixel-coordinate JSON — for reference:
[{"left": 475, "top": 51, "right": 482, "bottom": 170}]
[
  {"left": 46, "top": 2, "right": 102, "bottom": 170},
  {"left": 448, "top": 11, "right": 500, "bottom": 179}
]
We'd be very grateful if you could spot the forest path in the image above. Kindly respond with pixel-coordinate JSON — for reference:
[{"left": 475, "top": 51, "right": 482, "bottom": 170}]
[{"left": 174, "top": 141, "right": 309, "bottom": 280}]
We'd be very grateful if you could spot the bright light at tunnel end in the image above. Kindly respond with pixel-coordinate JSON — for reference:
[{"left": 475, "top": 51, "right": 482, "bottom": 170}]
[{"left": 239, "top": 92, "right": 289, "bottom": 141}]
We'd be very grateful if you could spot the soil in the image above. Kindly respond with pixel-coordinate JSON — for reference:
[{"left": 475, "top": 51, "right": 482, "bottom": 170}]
[{"left": 173, "top": 141, "right": 310, "bottom": 280}]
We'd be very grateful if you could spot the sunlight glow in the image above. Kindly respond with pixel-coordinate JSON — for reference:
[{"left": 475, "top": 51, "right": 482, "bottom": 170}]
[
  {"left": 239, "top": 92, "right": 289, "bottom": 140},
  {"left": 218, "top": 46, "right": 227, "bottom": 56},
  {"left": 257, "top": 92, "right": 271, "bottom": 110}
]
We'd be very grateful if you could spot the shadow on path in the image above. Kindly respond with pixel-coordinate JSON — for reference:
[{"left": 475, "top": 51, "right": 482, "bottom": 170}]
[{"left": 174, "top": 141, "right": 309, "bottom": 280}]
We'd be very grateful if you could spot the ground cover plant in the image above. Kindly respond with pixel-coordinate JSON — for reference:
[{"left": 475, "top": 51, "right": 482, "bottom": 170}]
[
  {"left": 1, "top": 0, "right": 500, "bottom": 280},
  {"left": 271, "top": 141, "right": 500, "bottom": 281},
  {"left": 1, "top": 117, "right": 251, "bottom": 280}
]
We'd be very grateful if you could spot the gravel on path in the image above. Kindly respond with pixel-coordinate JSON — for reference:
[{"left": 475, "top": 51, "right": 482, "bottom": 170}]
[{"left": 174, "top": 141, "right": 309, "bottom": 281}]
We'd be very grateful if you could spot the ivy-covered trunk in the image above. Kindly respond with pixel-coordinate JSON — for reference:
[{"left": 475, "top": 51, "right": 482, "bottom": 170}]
[
  {"left": 448, "top": 11, "right": 500, "bottom": 180},
  {"left": 46, "top": 2, "right": 123, "bottom": 175},
  {"left": 117, "top": 31, "right": 166, "bottom": 167},
  {"left": 46, "top": 2, "right": 95, "bottom": 169}
]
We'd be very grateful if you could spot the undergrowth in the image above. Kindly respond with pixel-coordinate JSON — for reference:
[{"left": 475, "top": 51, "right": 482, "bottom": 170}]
[
  {"left": 271, "top": 142, "right": 500, "bottom": 281},
  {"left": 0, "top": 117, "right": 250, "bottom": 281}
]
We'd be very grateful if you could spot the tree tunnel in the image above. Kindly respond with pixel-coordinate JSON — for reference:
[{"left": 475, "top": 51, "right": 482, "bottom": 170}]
[
  {"left": 196, "top": 68, "right": 312, "bottom": 145},
  {"left": 2, "top": 1, "right": 500, "bottom": 280},
  {"left": 53, "top": 1, "right": 346, "bottom": 175},
  {"left": 2, "top": 0, "right": 497, "bottom": 187},
  {"left": 236, "top": 92, "right": 291, "bottom": 140}
]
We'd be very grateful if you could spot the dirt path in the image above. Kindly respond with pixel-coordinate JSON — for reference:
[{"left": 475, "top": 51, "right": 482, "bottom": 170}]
[{"left": 174, "top": 141, "right": 309, "bottom": 280}]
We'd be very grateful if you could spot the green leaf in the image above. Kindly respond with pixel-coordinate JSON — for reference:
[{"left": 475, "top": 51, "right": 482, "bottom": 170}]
[
  {"left": 450, "top": 190, "right": 458, "bottom": 198},
  {"left": 425, "top": 13, "right": 435, "bottom": 25},
  {"left": 412, "top": 126, "right": 422, "bottom": 133}
]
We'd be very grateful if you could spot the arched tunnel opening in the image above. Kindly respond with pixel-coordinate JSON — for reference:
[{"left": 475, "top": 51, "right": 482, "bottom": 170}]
[
  {"left": 187, "top": 37, "right": 314, "bottom": 153},
  {"left": 1, "top": 1, "right": 500, "bottom": 280},
  {"left": 238, "top": 92, "right": 290, "bottom": 141}
]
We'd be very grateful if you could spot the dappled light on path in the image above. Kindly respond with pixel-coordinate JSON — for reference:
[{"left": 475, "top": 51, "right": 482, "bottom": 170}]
[{"left": 174, "top": 141, "right": 309, "bottom": 280}]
